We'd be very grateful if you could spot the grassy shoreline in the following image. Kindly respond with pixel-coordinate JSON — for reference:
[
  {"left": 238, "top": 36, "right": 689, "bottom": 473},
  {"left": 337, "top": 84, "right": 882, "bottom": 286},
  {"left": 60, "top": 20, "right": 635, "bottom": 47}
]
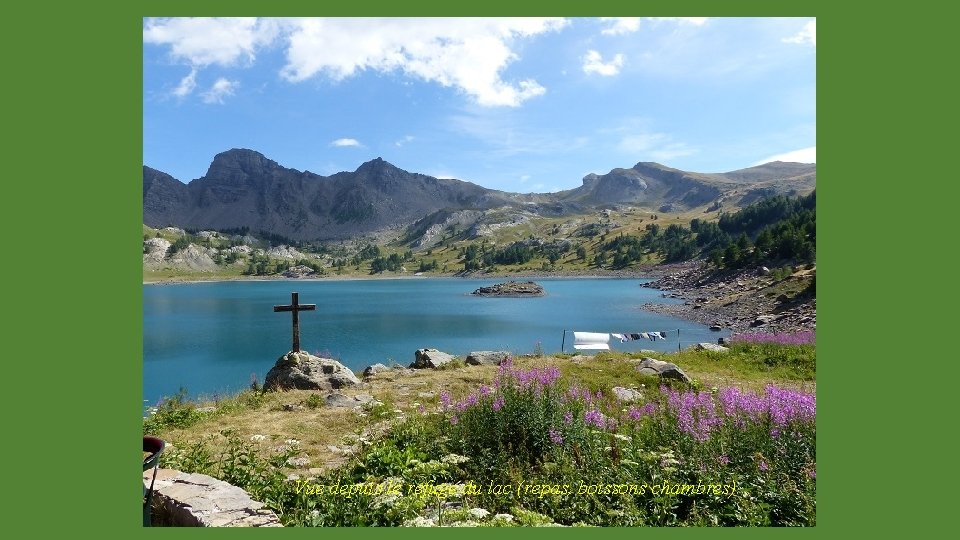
[{"left": 146, "top": 343, "right": 816, "bottom": 526}]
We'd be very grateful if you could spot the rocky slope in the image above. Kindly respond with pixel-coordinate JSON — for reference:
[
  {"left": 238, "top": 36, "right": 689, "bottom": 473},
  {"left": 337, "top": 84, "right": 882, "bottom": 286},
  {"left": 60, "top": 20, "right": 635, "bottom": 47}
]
[{"left": 640, "top": 262, "right": 816, "bottom": 335}]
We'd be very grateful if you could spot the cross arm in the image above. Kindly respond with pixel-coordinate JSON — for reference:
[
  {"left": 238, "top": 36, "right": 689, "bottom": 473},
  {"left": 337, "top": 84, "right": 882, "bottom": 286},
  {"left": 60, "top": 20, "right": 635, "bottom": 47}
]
[{"left": 273, "top": 304, "right": 317, "bottom": 312}]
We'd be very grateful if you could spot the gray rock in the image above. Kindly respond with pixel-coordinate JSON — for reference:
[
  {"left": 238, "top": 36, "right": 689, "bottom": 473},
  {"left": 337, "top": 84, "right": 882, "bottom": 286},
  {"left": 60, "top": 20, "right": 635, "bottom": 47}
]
[
  {"left": 709, "top": 325, "right": 723, "bottom": 331},
  {"left": 362, "top": 363, "right": 391, "bottom": 378},
  {"left": 694, "top": 342, "right": 729, "bottom": 353},
  {"left": 465, "top": 351, "right": 510, "bottom": 366},
  {"left": 633, "top": 357, "right": 692, "bottom": 384},
  {"left": 717, "top": 337, "right": 731, "bottom": 346},
  {"left": 612, "top": 387, "right": 644, "bottom": 403},
  {"left": 353, "top": 393, "right": 375, "bottom": 404},
  {"left": 411, "top": 348, "right": 456, "bottom": 369},
  {"left": 286, "top": 456, "right": 311, "bottom": 467},
  {"left": 751, "top": 315, "right": 777, "bottom": 327},
  {"left": 325, "top": 392, "right": 358, "bottom": 408},
  {"left": 144, "top": 469, "right": 282, "bottom": 527},
  {"left": 264, "top": 351, "right": 361, "bottom": 391}
]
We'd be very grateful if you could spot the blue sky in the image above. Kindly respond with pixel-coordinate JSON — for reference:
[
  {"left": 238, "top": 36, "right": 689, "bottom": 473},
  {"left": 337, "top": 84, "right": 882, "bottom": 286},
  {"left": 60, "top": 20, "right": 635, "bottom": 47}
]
[{"left": 143, "top": 17, "right": 815, "bottom": 193}]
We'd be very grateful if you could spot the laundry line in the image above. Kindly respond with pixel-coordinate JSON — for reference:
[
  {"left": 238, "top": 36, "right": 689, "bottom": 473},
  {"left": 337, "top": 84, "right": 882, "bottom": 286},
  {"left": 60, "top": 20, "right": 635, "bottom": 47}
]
[{"left": 561, "top": 329, "right": 682, "bottom": 353}]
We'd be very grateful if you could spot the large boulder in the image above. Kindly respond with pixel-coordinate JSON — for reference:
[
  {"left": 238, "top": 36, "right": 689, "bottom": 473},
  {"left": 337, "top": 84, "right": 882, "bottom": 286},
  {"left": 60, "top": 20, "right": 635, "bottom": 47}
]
[
  {"left": 465, "top": 351, "right": 510, "bottom": 366},
  {"left": 612, "top": 386, "right": 644, "bottom": 403},
  {"left": 411, "top": 348, "right": 456, "bottom": 369},
  {"left": 694, "top": 342, "right": 729, "bottom": 353},
  {"left": 633, "top": 357, "right": 692, "bottom": 384},
  {"left": 264, "top": 351, "right": 360, "bottom": 391}
]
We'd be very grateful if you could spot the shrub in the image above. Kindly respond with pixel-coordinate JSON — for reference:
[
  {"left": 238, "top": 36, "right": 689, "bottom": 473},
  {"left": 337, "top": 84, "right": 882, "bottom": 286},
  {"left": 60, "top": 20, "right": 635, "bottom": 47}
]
[{"left": 143, "top": 388, "right": 208, "bottom": 433}]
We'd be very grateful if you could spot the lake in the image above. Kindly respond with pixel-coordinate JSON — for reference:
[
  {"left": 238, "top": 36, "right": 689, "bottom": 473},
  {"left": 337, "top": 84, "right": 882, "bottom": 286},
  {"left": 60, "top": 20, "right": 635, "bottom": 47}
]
[{"left": 143, "top": 277, "right": 728, "bottom": 405}]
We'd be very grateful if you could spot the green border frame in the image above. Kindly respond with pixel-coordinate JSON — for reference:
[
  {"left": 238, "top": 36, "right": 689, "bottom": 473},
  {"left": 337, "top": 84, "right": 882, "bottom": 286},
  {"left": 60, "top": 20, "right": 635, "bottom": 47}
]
[{"left": 14, "top": 0, "right": 924, "bottom": 535}]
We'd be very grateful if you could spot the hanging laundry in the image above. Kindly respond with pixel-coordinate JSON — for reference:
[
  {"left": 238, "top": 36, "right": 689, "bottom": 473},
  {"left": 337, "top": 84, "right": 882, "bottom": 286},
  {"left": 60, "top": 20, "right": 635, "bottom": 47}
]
[
  {"left": 630, "top": 333, "right": 642, "bottom": 341},
  {"left": 573, "top": 332, "right": 611, "bottom": 350},
  {"left": 639, "top": 332, "right": 649, "bottom": 340},
  {"left": 611, "top": 333, "right": 628, "bottom": 343}
]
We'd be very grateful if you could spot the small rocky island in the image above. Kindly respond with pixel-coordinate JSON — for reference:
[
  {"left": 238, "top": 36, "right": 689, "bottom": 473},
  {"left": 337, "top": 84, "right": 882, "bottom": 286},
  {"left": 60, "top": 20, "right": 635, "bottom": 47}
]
[{"left": 471, "top": 281, "right": 545, "bottom": 297}]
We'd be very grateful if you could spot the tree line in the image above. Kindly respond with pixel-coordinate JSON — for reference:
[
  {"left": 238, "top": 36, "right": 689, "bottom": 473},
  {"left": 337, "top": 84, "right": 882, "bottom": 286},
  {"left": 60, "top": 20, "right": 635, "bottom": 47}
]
[{"left": 596, "top": 191, "right": 815, "bottom": 269}]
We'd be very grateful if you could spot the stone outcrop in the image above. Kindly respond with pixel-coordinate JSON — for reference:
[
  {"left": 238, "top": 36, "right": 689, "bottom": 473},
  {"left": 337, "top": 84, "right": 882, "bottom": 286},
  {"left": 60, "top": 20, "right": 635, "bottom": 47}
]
[
  {"left": 465, "top": 351, "right": 510, "bottom": 366},
  {"left": 144, "top": 468, "right": 282, "bottom": 527},
  {"left": 632, "top": 357, "right": 692, "bottom": 384},
  {"left": 411, "top": 348, "right": 456, "bottom": 369},
  {"left": 694, "top": 342, "right": 730, "bottom": 353},
  {"left": 471, "top": 281, "right": 544, "bottom": 297},
  {"left": 264, "top": 351, "right": 360, "bottom": 391}
]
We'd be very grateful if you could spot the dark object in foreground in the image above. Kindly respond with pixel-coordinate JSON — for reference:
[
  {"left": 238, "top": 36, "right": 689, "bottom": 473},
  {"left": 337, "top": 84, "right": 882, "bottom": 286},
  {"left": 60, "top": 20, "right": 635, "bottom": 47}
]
[
  {"left": 471, "top": 281, "right": 545, "bottom": 297},
  {"left": 143, "top": 436, "right": 165, "bottom": 527}
]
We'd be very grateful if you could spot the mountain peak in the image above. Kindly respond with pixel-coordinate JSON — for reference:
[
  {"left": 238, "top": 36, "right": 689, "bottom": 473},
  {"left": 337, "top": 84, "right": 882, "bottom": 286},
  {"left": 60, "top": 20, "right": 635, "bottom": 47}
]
[
  {"left": 355, "top": 157, "right": 399, "bottom": 173},
  {"left": 205, "top": 148, "right": 279, "bottom": 180}
]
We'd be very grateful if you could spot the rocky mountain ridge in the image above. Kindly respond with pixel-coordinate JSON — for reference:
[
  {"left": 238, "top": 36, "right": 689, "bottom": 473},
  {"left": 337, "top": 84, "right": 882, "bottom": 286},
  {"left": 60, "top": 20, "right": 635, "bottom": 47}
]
[{"left": 144, "top": 148, "right": 815, "bottom": 243}]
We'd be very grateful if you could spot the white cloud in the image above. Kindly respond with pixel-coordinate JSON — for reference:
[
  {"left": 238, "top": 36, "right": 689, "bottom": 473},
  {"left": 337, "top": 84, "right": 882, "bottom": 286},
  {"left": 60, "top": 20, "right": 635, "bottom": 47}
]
[
  {"left": 330, "top": 138, "right": 362, "bottom": 148},
  {"left": 582, "top": 50, "right": 625, "bottom": 76},
  {"left": 599, "top": 17, "right": 706, "bottom": 36},
  {"left": 618, "top": 132, "right": 696, "bottom": 162},
  {"left": 648, "top": 17, "right": 708, "bottom": 26},
  {"left": 783, "top": 20, "right": 816, "bottom": 47},
  {"left": 519, "top": 174, "right": 531, "bottom": 183},
  {"left": 600, "top": 17, "right": 641, "bottom": 35},
  {"left": 201, "top": 78, "right": 238, "bottom": 104},
  {"left": 395, "top": 135, "right": 415, "bottom": 148},
  {"left": 754, "top": 146, "right": 816, "bottom": 165},
  {"left": 143, "top": 17, "right": 280, "bottom": 67},
  {"left": 280, "top": 18, "right": 566, "bottom": 107},
  {"left": 172, "top": 68, "right": 197, "bottom": 98},
  {"left": 145, "top": 17, "right": 567, "bottom": 107}
]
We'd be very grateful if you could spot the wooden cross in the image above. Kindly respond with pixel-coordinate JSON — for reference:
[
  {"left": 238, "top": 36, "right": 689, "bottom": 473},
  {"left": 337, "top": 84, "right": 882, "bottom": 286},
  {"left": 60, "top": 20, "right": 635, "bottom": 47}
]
[{"left": 273, "top": 292, "right": 316, "bottom": 352}]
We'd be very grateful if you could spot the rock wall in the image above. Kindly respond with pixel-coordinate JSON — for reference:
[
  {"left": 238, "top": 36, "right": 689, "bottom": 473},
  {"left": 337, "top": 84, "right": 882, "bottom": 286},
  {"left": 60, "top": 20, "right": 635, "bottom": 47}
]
[{"left": 144, "top": 468, "right": 282, "bottom": 527}]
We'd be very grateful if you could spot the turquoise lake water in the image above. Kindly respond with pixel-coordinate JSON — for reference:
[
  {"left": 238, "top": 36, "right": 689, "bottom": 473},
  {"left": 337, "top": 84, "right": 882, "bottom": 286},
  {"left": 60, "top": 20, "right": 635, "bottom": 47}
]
[{"left": 143, "top": 278, "right": 728, "bottom": 405}]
